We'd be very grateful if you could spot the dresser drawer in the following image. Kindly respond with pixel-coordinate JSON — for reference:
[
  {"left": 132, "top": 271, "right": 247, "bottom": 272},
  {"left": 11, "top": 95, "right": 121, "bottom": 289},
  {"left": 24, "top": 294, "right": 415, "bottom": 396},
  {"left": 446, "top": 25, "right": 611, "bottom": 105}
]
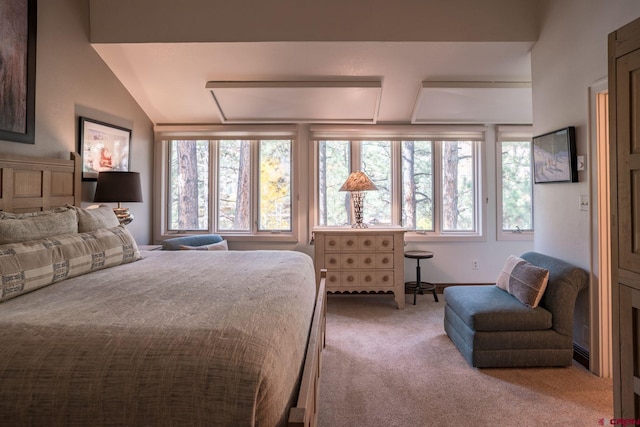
[
  {"left": 324, "top": 235, "right": 392, "bottom": 252},
  {"left": 334, "top": 270, "right": 394, "bottom": 287},
  {"left": 325, "top": 253, "right": 394, "bottom": 270}
]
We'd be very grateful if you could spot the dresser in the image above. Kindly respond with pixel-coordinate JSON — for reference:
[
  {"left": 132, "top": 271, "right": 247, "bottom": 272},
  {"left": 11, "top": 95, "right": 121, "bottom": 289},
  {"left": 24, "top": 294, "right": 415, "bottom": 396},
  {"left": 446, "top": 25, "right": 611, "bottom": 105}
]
[{"left": 312, "top": 227, "right": 405, "bottom": 309}]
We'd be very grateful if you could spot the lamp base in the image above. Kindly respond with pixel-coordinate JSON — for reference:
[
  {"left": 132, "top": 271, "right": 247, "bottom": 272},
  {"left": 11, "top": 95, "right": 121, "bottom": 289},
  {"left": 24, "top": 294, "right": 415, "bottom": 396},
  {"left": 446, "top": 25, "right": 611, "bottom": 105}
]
[
  {"left": 113, "top": 207, "right": 133, "bottom": 225},
  {"left": 350, "top": 191, "right": 368, "bottom": 229}
]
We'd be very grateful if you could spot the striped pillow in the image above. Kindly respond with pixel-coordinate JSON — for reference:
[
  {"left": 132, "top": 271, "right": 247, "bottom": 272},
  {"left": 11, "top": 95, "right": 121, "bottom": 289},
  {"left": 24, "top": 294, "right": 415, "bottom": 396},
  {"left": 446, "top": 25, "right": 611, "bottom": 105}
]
[
  {"left": 496, "top": 255, "right": 549, "bottom": 308},
  {"left": 0, "top": 225, "right": 141, "bottom": 302}
]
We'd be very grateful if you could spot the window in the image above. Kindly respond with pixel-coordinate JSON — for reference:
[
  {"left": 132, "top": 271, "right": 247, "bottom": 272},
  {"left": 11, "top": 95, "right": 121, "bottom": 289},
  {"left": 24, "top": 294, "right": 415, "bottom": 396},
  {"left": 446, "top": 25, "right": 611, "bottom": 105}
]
[
  {"left": 156, "top": 126, "right": 297, "bottom": 241},
  {"left": 168, "top": 140, "right": 209, "bottom": 231},
  {"left": 401, "top": 140, "right": 433, "bottom": 231},
  {"left": 313, "top": 125, "right": 485, "bottom": 240},
  {"left": 496, "top": 125, "right": 533, "bottom": 240},
  {"left": 317, "top": 140, "right": 350, "bottom": 226},
  {"left": 361, "top": 141, "right": 392, "bottom": 225}
]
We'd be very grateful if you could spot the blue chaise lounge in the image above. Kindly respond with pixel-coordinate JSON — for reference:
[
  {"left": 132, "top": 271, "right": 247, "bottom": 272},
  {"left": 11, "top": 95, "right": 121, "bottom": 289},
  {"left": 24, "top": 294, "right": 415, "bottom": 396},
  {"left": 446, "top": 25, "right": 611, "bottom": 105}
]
[{"left": 443, "top": 252, "right": 588, "bottom": 368}]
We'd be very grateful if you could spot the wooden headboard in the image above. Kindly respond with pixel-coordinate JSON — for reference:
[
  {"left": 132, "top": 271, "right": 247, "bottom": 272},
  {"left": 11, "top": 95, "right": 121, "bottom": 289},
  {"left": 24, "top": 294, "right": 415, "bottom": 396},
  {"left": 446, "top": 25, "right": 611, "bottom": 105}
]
[{"left": 0, "top": 152, "right": 81, "bottom": 213}]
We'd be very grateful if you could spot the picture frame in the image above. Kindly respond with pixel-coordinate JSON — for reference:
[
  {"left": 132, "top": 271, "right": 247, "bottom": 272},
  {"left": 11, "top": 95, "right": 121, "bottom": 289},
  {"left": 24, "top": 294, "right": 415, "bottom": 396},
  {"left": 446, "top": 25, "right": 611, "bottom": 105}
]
[
  {"left": 0, "top": 0, "right": 37, "bottom": 144},
  {"left": 79, "top": 117, "right": 132, "bottom": 181},
  {"left": 532, "top": 126, "right": 578, "bottom": 184}
]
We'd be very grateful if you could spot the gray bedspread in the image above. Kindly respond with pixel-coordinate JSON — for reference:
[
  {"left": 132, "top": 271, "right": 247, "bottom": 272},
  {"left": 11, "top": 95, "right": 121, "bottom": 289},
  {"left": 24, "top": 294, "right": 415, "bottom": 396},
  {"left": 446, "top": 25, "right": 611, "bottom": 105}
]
[{"left": 0, "top": 250, "right": 316, "bottom": 426}]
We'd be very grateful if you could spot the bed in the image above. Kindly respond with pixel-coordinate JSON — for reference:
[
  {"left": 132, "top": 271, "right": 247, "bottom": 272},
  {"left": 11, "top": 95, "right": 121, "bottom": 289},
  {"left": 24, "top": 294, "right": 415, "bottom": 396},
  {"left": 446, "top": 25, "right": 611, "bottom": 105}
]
[{"left": 0, "top": 153, "right": 326, "bottom": 427}]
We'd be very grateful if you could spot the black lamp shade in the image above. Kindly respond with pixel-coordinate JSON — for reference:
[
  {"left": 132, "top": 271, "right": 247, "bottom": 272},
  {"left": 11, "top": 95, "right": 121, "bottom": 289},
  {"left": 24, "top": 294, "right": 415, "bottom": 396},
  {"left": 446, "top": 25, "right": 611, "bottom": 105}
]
[{"left": 94, "top": 172, "right": 143, "bottom": 203}]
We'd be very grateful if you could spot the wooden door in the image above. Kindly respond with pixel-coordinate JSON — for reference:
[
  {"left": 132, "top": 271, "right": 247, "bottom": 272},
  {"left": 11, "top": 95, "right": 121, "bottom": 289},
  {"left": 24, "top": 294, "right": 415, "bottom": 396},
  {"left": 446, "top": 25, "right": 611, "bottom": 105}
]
[{"left": 610, "top": 16, "right": 640, "bottom": 417}]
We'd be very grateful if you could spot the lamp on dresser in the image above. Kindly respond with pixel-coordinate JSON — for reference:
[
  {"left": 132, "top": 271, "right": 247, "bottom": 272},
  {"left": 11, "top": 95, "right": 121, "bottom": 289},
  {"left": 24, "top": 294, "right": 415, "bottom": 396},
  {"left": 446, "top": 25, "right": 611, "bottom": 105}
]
[
  {"left": 339, "top": 171, "right": 378, "bottom": 228},
  {"left": 94, "top": 171, "right": 143, "bottom": 225}
]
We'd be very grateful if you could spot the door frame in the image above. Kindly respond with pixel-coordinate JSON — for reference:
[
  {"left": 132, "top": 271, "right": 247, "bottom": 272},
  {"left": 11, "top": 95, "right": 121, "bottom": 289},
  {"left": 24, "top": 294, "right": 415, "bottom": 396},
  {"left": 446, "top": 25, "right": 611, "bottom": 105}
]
[{"left": 589, "top": 77, "right": 611, "bottom": 378}]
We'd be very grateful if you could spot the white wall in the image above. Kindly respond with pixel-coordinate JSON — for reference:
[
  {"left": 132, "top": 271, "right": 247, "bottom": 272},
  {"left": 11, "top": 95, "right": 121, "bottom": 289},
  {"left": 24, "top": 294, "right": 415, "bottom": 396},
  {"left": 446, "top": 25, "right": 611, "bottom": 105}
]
[
  {"left": 0, "top": 0, "right": 154, "bottom": 244},
  {"left": 532, "top": 0, "right": 640, "bottom": 350}
]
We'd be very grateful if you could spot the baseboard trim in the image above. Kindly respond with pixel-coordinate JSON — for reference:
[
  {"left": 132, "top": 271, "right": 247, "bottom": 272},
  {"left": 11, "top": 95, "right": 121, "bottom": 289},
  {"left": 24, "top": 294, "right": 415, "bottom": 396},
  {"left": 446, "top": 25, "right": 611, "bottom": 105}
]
[{"left": 573, "top": 343, "right": 589, "bottom": 369}]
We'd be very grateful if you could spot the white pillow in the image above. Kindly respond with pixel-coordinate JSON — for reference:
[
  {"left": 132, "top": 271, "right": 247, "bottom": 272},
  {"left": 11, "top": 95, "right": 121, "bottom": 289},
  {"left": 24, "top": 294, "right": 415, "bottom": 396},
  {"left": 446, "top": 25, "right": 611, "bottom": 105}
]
[{"left": 179, "top": 240, "right": 228, "bottom": 251}]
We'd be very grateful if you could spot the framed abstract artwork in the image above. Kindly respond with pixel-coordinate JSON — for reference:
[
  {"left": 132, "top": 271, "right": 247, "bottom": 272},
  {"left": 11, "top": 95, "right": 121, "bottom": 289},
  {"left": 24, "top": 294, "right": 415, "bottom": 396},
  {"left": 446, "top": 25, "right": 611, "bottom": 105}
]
[
  {"left": 0, "top": 0, "right": 37, "bottom": 144},
  {"left": 79, "top": 117, "right": 132, "bottom": 181}
]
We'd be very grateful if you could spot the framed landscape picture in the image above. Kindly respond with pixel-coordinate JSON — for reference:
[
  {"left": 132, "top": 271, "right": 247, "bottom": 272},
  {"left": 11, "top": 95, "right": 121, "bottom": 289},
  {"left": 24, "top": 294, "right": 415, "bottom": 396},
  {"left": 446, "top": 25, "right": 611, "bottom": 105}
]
[
  {"left": 532, "top": 126, "right": 578, "bottom": 184},
  {"left": 0, "top": 0, "right": 37, "bottom": 144},
  {"left": 79, "top": 117, "right": 131, "bottom": 181}
]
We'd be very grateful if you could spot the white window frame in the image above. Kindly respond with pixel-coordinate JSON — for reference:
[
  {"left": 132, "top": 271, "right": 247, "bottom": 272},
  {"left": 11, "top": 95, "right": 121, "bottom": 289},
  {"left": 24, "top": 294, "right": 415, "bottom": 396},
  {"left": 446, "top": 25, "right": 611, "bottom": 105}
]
[
  {"left": 496, "top": 125, "right": 534, "bottom": 241},
  {"left": 311, "top": 124, "right": 487, "bottom": 242},
  {"left": 154, "top": 125, "right": 299, "bottom": 243}
]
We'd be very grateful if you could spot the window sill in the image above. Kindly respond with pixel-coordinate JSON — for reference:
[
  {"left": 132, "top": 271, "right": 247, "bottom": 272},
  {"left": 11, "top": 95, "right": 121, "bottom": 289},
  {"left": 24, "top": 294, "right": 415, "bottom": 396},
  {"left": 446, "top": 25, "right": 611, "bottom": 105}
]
[
  {"left": 496, "top": 231, "right": 534, "bottom": 241},
  {"left": 158, "top": 232, "right": 298, "bottom": 244},
  {"left": 221, "top": 233, "right": 298, "bottom": 243}
]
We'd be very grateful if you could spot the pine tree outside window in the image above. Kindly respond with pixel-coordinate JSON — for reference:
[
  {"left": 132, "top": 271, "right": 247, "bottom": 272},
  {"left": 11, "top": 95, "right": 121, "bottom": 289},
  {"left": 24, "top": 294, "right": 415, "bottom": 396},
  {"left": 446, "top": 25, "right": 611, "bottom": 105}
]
[
  {"left": 496, "top": 125, "right": 534, "bottom": 241},
  {"left": 160, "top": 127, "right": 296, "bottom": 240},
  {"left": 314, "top": 125, "right": 484, "bottom": 239}
]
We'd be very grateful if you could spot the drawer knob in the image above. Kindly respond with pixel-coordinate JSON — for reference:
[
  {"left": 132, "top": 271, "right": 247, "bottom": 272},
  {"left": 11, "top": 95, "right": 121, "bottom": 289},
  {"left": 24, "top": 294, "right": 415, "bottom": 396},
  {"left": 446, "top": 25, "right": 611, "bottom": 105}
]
[
  {"left": 347, "top": 275, "right": 355, "bottom": 282},
  {"left": 382, "top": 240, "right": 390, "bottom": 246},
  {"left": 347, "top": 240, "right": 354, "bottom": 246},
  {"left": 329, "top": 258, "right": 337, "bottom": 265},
  {"left": 382, "top": 275, "right": 390, "bottom": 282},
  {"left": 382, "top": 257, "right": 389, "bottom": 264},
  {"left": 364, "top": 257, "right": 372, "bottom": 264},
  {"left": 329, "top": 276, "right": 337, "bottom": 282},
  {"left": 364, "top": 239, "right": 372, "bottom": 246},
  {"left": 364, "top": 275, "right": 372, "bottom": 282},
  {"left": 346, "top": 258, "right": 354, "bottom": 264},
  {"left": 329, "top": 240, "right": 336, "bottom": 246}
]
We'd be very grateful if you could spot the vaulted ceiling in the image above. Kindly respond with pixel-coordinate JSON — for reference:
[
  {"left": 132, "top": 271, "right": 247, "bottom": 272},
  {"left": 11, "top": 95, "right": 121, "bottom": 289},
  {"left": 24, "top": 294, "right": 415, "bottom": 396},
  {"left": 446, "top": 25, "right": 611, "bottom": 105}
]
[{"left": 89, "top": 0, "right": 540, "bottom": 126}]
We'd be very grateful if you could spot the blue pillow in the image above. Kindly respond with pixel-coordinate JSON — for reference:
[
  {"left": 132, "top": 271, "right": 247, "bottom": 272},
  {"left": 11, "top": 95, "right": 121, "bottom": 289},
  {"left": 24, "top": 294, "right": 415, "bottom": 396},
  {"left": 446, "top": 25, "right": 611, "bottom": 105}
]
[{"left": 161, "top": 234, "right": 223, "bottom": 251}]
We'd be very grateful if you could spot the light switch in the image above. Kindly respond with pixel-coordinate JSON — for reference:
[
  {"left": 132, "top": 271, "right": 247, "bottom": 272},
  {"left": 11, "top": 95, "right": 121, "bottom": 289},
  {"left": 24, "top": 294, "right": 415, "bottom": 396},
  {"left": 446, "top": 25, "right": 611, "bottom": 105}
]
[
  {"left": 580, "top": 195, "right": 589, "bottom": 211},
  {"left": 577, "top": 155, "right": 585, "bottom": 171}
]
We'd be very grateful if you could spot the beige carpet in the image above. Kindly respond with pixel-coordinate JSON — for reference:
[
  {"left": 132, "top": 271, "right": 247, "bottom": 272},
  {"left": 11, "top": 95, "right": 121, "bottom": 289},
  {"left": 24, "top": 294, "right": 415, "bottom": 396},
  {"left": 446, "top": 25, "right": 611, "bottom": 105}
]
[{"left": 318, "top": 293, "right": 613, "bottom": 427}]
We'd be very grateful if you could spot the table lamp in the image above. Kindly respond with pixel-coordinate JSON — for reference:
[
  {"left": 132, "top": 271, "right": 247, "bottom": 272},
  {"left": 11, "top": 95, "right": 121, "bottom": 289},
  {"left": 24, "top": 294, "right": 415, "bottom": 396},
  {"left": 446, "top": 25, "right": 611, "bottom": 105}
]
[
  {"left": 339, "top": 171, "right": 378, "bottom": 228},
  {"left": 94, "top": 171, "right": 143, "bottom": 225}
]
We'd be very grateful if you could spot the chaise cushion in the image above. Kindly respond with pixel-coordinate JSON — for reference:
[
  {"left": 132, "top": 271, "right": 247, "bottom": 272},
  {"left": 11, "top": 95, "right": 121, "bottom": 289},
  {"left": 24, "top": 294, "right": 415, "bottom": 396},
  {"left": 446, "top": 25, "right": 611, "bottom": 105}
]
[{"left": 444, "top": 285, "right": 552, "bottom": 332}]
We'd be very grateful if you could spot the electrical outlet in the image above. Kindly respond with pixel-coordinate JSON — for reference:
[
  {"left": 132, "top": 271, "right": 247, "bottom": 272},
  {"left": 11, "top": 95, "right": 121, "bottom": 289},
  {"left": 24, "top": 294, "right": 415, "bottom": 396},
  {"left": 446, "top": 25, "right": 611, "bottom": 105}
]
[{"left": 472, "top": 260, "right": 479, "bottom": 270}]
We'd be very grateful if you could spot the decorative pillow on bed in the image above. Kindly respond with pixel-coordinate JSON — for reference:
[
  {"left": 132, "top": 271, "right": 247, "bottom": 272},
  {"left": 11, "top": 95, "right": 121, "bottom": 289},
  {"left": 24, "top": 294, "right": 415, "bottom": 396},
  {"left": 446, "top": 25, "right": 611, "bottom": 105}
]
[
  {"left": 71, "top": 204, "right": 120, "bottom": 232},
  {"left": 179, "top": 240, "right": 228, "bottom": 251},
  {"left": 161, "top": 234, "right": 224, "bottom": 250},
  {"left": 0, "top": 225, "right": 141, "bottom": 302},
  {"left": 496, "top": 255, "right": 549, "bottom": 308},
  {"left": 0, "top": 207, "right": 78, "bottom": 244}
]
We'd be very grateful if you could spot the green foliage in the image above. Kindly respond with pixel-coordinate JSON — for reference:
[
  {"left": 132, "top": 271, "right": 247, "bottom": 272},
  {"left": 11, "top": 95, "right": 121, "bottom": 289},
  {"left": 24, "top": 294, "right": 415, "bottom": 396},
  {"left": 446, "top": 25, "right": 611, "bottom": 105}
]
[
  {"left": 259, "top": 140, "right": 291, "bottom": 231},
  {"left": 501, "top": 141, "right": 533, "bottom": 230},
  {"left": 318, "top": 141, "right": 350, "bottom": 226},
  {"left": 168, "top": 139, "right": 292, "bottom": 232},
  {"left": 168, "top": 140, "right": 209, "bottom": 231},
  {"left": 361, "top": 141, "right": 392, "bottom": 224}
]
